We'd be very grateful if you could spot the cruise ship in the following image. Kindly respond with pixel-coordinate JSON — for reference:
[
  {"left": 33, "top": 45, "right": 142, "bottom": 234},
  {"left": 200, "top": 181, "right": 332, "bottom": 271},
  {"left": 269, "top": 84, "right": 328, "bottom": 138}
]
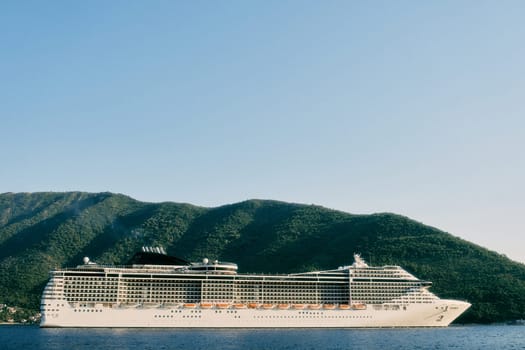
[{"left": 40, "top": 247, "right": 470, "bottom": 328}]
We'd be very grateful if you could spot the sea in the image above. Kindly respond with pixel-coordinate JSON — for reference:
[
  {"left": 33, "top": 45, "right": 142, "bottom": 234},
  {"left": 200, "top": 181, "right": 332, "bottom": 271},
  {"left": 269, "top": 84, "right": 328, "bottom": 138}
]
[{"left": 0, "top": 325, "right": 523, "bottom": 350}]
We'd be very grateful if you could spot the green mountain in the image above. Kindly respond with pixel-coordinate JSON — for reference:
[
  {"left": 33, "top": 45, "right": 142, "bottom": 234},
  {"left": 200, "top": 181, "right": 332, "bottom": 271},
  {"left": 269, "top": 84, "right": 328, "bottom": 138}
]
[{"left": 0, "top": 192, "right": 524, "bottom": 323}]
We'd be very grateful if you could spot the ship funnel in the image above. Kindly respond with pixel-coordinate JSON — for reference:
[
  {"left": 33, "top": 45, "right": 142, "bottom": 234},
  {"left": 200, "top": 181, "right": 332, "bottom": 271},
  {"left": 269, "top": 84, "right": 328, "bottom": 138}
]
[{"left": 352, "top": 254, "right": 369, "bottom": 268}]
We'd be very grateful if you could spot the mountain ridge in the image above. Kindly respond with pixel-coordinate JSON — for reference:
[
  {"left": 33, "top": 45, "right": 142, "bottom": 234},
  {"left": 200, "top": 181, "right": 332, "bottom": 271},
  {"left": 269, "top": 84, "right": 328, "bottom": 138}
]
[{"left": 0, "top": 191, "right": 524, "bottom": 323}]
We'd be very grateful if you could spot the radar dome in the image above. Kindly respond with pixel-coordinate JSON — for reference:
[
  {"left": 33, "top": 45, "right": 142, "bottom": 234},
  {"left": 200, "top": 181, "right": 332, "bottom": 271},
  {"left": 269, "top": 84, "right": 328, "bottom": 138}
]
[
  {"left": 83, "top": 257, "right": 90, "bottom": 264},
  {"left": 203, "top": 258, "right": 209, "bottom": 264}
]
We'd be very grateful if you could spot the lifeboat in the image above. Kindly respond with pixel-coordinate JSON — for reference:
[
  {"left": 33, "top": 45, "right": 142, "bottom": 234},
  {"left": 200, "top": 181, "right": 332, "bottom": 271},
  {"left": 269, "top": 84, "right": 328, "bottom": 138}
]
[
  {"left": 338, "top": 304, "right": 351, "bottom": 310},
  {"left": 234, "top": 303, "right": 247, "bottom": 309},
  {"left": 120, "top": 303, "right": 140, "bottom": 308},
  {"left": 162, "top": 303, "right": 181, "bottom": 309},
  {"left": 352, "top": 303, "right": 367, "bottom": 310},
  {"left": 308, "top": 304, "right": 321, "bottom": 310},
  {"left": 247, "top": 303, "right": 260, "bottom": 309},
  {"left": 262, "top": 304, "right": 275, "bottom": 309},
  {"left": 200, "top": 302, "right": 213, "bottom": 309},
  {"left": 216, "top": 303, "right": 230, "bottom": 309},
  {"left": 323, "top": 304, "right": 336, "bottom": 310},
  {"left": 278, "top": 304, "right": 290, "bottom": 310},
  {"left": 142, "top": 302, "right": 161, "bottom": 308},
  {"left": 293, "top": 304, "right": 306, "bottom": 310},
  {"left": 183, "top": 303, "right": 197, "bottom": 309}
]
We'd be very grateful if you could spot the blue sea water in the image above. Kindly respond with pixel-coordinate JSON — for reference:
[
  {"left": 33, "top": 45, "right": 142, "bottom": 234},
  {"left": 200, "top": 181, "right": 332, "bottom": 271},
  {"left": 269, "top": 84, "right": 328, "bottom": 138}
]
[{"left": 0, "top": 325, "right": 523, "bottom": 350}]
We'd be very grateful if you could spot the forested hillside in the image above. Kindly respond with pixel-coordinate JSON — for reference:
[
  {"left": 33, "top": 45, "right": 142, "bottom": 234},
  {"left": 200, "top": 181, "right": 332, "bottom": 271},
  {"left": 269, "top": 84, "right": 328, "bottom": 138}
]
[{"left": 1, "top": 192, "right": 524, "bottom": 323}]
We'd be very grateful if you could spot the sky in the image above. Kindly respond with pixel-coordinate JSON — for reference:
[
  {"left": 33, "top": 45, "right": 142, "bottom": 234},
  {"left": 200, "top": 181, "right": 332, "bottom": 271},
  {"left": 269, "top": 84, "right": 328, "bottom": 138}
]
[{"left": 1, "top": 1, "right": 524, "bottom": 263}]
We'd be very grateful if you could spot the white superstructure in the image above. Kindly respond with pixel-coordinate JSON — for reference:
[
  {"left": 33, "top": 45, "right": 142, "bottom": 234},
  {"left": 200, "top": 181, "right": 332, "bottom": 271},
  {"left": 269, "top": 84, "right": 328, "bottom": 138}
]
[{"left": 40, "top": 248, "right": 470, "bottom": 328}]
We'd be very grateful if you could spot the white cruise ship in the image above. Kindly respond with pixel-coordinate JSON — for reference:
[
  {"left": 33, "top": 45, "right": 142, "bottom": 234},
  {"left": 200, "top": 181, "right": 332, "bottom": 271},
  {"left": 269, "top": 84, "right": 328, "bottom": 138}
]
[{"left": 40, "top": 247, "right": 470, "bottom": 328}]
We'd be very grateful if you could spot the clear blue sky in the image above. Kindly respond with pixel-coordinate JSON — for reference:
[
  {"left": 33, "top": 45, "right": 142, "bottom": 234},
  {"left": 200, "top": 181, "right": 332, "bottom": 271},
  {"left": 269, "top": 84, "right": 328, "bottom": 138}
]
[{"left": 1, "top": 1, "right": 524, "bottom": 263}]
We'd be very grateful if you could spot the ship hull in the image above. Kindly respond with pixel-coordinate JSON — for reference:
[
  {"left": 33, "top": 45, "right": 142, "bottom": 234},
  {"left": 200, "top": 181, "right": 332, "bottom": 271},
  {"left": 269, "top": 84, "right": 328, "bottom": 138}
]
[{"left": 40, "top": 300, "right": 470, "bottom": 328}]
